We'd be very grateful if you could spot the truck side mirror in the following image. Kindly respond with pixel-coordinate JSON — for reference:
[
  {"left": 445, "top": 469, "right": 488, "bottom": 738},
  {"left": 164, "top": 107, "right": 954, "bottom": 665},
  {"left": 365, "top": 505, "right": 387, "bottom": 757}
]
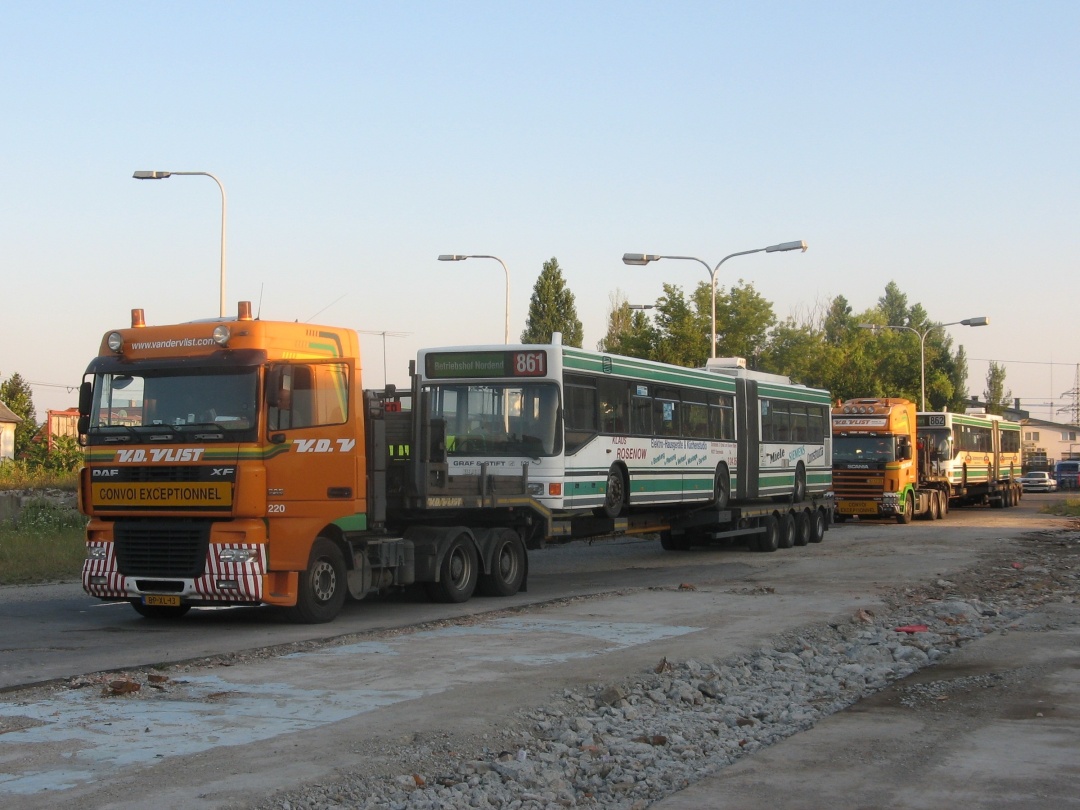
[
  {"left": 266, "top": 366, "right": 285, "bottom": 407},
  {"left": 898, "top": 444, "right": 911, "bottom": 461}
]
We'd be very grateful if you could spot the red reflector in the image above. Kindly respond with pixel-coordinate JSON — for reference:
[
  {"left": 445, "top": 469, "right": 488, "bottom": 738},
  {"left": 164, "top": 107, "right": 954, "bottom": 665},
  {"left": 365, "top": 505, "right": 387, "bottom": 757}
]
[{"left": 385, "top": 402, "right": 402, "bottom": 412}]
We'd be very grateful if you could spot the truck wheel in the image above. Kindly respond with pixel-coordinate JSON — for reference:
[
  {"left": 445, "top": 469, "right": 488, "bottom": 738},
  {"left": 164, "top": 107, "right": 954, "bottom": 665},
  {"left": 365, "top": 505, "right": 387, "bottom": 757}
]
[
  {"left": 477, "top": 530, "right": 525, "bottom": 597},
  {"left": 778, "top": 511, "right": 796, "bottom": 548},
  {"left": 792, "top": 464, "right": 807, "bottom": 503},
  {"left": 896, "top": 492, "right": 914, "bottom": 524},
  {"left": 809, "top": 508, "right": 827, "bottom": 543},
  {"left": 294, "top": 537, "right": 347, "bottom": 624},
  {"left": 793, "top": 509, "right": 811, "bottom": 546},
  {"left": 425, "top": 532, "right": 478, "bottom": 603},
  {"left": 940, "top": 491, "right": 949, "bottom": 515},
  {"left": 713, "top": 464, "right": 730, "bottom": 509},
  {"left": 757, "top": 515, "right": 780, "bottom": 553},
  {"left": 130, "top": 600, "right": 191, "bottom": 620},
  {"left": 598, "top": 464, "right": 628, "bottom": 519},
  {"left": 932, "top": 490, "right": 943, "bottom": 519}
]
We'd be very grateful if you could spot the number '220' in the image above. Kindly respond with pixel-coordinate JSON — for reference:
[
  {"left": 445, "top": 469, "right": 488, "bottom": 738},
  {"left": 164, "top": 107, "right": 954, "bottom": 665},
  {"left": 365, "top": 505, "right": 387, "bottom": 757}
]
[{"left": 268, "top": 504, "right": 286, "bottom": 513}]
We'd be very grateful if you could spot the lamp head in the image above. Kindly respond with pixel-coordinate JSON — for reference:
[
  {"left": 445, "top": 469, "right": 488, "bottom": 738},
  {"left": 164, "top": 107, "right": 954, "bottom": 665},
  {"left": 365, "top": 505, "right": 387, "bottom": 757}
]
[
  {"left": 622, "top": 253, "right": 659, "bottom": 266},
  {"left": 133, "top": 170, "right": 172, "bottom": 180},
  {"left": 765, "top": 240, "right": 808, "bottom": 253}
]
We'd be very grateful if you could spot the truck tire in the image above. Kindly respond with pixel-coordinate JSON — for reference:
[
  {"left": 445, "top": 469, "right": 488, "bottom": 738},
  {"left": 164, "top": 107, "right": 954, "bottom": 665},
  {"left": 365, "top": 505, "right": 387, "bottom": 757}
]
[
  {"left": 757, "top": 515, "right": 780, "bottom": 553},
  {"left": 793, "top": 509, "right": 811, "bottom": 546},
  {"left": 130, "top": 600, "right": 191, "bottom": 620},
  {"left": 477, "top": 530, "right": 525, "bottom": 597},
  {"left": 896, "top": 492, "right": 914, "bottom": 525},
  {"left": 778, "top": 511, "right": 796, "bottom": 549},
  {"left": 425, "top": 532, "right": 479, "bottom": 603},
  {"left": 932, "top": 490, "right": 943, "bottom": 519},
  {"left": 809, "top": 508, "right": 827, "bottom": 543},
  {"left": 293, "top": 537, "right": 348, "bottom": 623}
]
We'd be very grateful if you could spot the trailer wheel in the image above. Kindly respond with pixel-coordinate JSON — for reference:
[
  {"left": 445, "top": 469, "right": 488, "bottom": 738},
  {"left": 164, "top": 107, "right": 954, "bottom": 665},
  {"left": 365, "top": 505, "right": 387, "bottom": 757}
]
[
  {"left": 896, "top": 492, "right": 914, "bottom": 524},
  {"left": 477, "top": 530, "right": 525, "bottom": 597},
  {"left": 809, "top": 508, "right": 827, "bottom": 543},
  {"left": 130, "top": 600, "right": 191, "bottom": 620},
  {"left": 792, "top": 463, "right": 807, "bottom": 503},
  {"left": 598, "top": 464, "right": 628, "bottom": 519},
  {"left": 778, "top": 511, "right": 796, "bottom": 549},
  {"left": 293, "top": 537, "right": 347, "bottom": 624},
  {"left": 757, "top": 515, "right": 780, "bottom": 552},
  {"left": 793, "top": 509, "right": 811, "bottom": 546},
  {"left": 425, "top": 532, "right": 478, "bottom": 603},
  {"left": 940, "top": 491, "right": 949, "bottom": 515},
  {"left": 713, "top": 464, "right": 731, "bottom": 509}
]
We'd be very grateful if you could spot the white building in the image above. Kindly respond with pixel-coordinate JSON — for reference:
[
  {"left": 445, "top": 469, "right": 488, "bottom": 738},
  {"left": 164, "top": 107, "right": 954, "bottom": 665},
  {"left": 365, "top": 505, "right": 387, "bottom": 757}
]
[{"left": 0, "top": 401, "right": 21, "bottom": 461}]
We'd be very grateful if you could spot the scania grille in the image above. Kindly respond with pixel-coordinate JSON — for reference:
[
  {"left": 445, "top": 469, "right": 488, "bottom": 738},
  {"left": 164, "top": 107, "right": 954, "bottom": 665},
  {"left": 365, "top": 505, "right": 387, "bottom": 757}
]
[
  {"left": 113, "top": 519, "right": 211, "bottom": 578},
  {"left": 832, "top": 469, "right": 886, "bottom": 498}
]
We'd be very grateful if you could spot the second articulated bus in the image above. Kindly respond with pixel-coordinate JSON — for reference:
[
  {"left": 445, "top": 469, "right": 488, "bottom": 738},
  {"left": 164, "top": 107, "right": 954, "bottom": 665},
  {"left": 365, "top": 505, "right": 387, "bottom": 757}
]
[{"left": 916, "top": 410, "right": 1023, "bottom": 507}]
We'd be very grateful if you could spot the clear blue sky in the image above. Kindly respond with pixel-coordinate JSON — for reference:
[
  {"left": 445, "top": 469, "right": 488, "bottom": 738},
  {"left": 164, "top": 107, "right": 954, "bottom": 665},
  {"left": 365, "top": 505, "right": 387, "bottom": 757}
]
[{"left": 2, "top": 2, "right": 1077, "bottom": 422}]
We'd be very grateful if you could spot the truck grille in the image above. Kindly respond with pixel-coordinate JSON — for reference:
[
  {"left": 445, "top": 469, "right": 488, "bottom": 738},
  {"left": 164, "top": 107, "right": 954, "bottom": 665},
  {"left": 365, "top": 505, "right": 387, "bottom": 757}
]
[
  {"left": 121, "top": 466, "right": 205, "bottom": 482},
  {"left": 832, "top": 468, "right": 886, "bottom": 498},
  {"left": 114, "top": 519, "right": 211, "bottom": 578}
]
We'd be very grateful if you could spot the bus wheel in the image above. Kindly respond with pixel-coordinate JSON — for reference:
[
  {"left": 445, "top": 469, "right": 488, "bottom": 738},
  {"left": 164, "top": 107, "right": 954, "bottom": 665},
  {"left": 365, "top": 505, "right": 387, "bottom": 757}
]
[
  {"left": 294, "top": 537, "right": 347, "bottom": 623},
  {"left": 793, "top": 509, "right": 811, "bottom": 546},
  {"left": 130, "top": 600, "right": 191, "bottom": 620},
  {"left": 809, "top": 508, "right": 827, "bottom": 543},
  {"left": 599, "top": 464, "right": 628, "bottom": 519},
  {"left": 896, "top": 492, "right": 914, "bottom": 524},
  {"left": 792, "top": 464, "right": 807, "bottom": 503},
  {"left": 778, "top": 511, "right": 796, "bottom": 549},
  {"left": 713, "top": 464, "right": 731, "bottom": 509},
  {"left": 425, "top": 532, "right": 479, "bottom": 603},
  {"left": 478, "top": 530, "right": 525, "bottom": 597},
  {"left": 757, "top": 515, "right": 780, "bottom": 552}
]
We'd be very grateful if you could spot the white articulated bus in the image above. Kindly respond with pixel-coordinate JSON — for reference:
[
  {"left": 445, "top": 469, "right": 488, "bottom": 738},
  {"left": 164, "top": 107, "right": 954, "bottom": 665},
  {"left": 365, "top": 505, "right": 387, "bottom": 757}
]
[
  {"left": 916, "top": 410, "right": 1023, "bottom": 507},
  {"left": 416, "top": 339, "right": 832, "bottom": 526}
]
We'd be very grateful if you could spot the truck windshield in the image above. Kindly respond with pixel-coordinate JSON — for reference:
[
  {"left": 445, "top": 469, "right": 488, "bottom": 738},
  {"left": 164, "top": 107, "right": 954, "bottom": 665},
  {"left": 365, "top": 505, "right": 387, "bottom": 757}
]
[
  {"left": 424, "top": 382, "right": 561, "bottom": 458},
  {"left": 86, "top": 368, "right": 258, "bottom": 444},
  {"left": 833, "top": 435, "right": 897, "bottom": 463}
]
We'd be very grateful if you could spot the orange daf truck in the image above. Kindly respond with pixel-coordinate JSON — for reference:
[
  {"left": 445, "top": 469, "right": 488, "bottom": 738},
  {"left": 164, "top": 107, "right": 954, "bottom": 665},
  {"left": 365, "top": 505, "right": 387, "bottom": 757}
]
[
  {"left": 831, "top": 397, "right": 951, "bottom": 523},
  {"left": 77, "top": 302, "right": 547, "bottom": 623}
]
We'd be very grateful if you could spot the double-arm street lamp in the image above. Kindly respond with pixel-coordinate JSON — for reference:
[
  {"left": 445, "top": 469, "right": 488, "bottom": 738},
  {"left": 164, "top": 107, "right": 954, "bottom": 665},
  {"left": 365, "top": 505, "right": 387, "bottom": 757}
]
[
  {"left": 438, "top": 254, "right": 510, "bottom": 343},
  {"left": 623, "top": 241, "right": 807, "bottom": 358},
  {"left": 859, "top": 317, "right": 990, "bottom": 411},
  {"left": 133, "top": 170, "right": 228, "bottom": 317}
]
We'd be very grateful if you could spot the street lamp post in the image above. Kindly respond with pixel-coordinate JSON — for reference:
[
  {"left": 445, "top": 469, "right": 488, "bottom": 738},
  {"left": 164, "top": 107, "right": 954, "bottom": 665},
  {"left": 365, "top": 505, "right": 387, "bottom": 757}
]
[
  {"left": 133, "top": 170, "right": 228, "bottom": 317},
  {"left": 859, "top": 317, "right": 990, "bottom": 411},
  {"left": 623, "top": 241, "right": 807, "bottom": 358},
  {"left": 438, "top": 254, "right": 510, "bottom": 343}
]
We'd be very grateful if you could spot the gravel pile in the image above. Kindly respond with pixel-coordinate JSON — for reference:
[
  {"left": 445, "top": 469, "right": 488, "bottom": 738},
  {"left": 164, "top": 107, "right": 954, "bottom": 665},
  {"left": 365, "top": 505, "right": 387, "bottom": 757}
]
[{"left": 251, "top": 531, "right": 1080, "bottom": 810}]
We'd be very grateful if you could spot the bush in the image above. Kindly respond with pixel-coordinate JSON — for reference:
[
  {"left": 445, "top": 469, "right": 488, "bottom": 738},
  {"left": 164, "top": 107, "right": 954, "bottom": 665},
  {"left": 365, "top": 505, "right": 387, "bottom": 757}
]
[{"left": 0, "top": 497, "right": 86, "bottom": 585}]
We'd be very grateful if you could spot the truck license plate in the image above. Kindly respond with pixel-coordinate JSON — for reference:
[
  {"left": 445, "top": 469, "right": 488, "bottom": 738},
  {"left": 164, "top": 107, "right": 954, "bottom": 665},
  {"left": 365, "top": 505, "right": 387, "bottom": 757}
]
[
  {"left": 838, "top": 501, "right": 879, "bottom": 515},
  {"left": 144, "top": 594, "right": 182, "bottom": 607}
]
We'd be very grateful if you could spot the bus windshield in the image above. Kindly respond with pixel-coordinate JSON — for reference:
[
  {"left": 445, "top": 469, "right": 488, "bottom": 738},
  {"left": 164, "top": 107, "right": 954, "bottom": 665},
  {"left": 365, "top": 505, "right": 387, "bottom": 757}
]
[
  {"left": 424, "top": 382, "right": 561, "bottom": 457},
  {"left": 87, "top": 368, "right": 259, "bottom": 444}
]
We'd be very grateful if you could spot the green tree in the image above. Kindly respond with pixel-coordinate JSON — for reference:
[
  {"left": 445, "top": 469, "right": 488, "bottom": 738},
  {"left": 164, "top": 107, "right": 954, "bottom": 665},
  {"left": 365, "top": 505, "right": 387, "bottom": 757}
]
[
  {"left": 983, "top": 361, "right": 1012, "bottom": 416},
  {"left": 712, "top": 279, "right": 776, "bottom": 363},
  {"left": 653, "top": 284, "right": 706, "bottom": 367},
  {"left": 598, "top": 291, "right": 657, "bottom": 359},
  {"left": 520, "top": 257, "right": 584, "bottom": 347},
  {"left": 0, "top": 372, "right": 37, "bottom": 458}
]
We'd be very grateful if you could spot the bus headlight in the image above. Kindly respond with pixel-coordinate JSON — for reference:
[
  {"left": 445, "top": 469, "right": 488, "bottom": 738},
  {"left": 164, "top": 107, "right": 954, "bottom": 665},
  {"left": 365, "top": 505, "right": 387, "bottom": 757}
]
[{"left": 527, "top": 483, "right": 545, "bottom": 497}]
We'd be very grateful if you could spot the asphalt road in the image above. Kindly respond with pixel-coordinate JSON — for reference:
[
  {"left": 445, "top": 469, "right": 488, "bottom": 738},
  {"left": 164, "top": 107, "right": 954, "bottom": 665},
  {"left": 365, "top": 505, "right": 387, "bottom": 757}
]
[{"left": 0, "top": 495, "right": 1076, "bottom": 808}]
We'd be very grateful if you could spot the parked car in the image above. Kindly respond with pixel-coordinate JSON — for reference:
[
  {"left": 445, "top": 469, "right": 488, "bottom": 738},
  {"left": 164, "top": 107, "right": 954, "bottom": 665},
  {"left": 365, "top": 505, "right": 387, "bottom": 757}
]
[{"left": 1019, "top": 471, "right": 1058, "bottom": 492}]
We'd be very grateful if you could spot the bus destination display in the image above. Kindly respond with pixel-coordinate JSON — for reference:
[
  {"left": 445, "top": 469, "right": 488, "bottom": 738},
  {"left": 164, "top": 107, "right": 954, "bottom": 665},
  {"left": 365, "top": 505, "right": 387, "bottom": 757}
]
[{"left": 425, "top": 350, "right": 548, "bottom": 379}]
